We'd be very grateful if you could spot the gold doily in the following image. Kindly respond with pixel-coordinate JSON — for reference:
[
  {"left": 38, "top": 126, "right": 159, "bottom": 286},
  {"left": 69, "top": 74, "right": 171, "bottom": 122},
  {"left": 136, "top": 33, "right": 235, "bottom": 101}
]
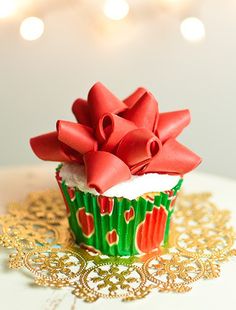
[{"left": 0, "top": 190, "right": 235, "bottom": 302}]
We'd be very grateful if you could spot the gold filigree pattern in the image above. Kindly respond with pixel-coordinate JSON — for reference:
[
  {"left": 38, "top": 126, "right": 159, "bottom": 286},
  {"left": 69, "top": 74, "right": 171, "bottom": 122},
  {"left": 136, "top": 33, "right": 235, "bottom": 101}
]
[
  {"left": 24, "top": 247, "right": 86, "bottom": 287},
  {"left": 7, "top": 190, "right": 67, "bottom": 224},
  {"left": 175, "top": 227, "right": 235, "bottom": 258},
  {"left": 73, "top": 263, "right": 148, "bottom": 302},
  {"left": 0, "top": 190, "right": 235, "bottom": 302},
  {"left": 2, "top": 218, "right": 60, "bottom": 248},
  {"left": 143, "top": 253, "right": 204, "bottom": 292}
]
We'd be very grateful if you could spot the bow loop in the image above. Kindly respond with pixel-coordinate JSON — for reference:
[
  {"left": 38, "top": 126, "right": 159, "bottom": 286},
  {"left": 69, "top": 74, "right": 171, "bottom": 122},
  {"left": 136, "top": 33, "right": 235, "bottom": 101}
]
[
  {"left": 116, "top": 128, "right": 162, "bottom": 172},
  {"left": 96, "top": 113, "right": 137, "bottom": 152},
  {"left": 122, "top": 92, "right": 159, "bottom": 132},
  {"left": 123, "top": 87, "right": 147, "bottom": 108},
  {"left": 88, "top": 82, "right": 127, "bottom": 126},
  {"left": 72, "top": 99, "right": 91, "bottom": 127},
  {"left": 84, "top": 151, "right": 131, "bottom": 193},
  {"left": 57, "top": 120, "right": 97, "bottom": 154},
  {"left": 30, "top": 132, "right": 83, "bottom": 163},
  {"left": 156, "top": 109, "right": 191, "bottom": 142},
  {"left": 143, "top": 139, "right": 202, "bottom": 175}
]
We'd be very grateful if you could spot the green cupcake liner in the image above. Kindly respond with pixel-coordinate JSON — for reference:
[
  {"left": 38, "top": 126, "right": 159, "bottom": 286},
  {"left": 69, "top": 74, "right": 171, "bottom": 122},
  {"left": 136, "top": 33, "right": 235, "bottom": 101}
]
[{"left": 56, "top": 169, "right": 183, "bottom": 256}]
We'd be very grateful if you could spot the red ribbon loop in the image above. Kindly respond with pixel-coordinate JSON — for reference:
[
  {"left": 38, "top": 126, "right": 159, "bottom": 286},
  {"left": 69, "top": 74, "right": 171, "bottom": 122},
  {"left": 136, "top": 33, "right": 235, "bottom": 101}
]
[
  {"left": 72, "top": 99, "right": 91, "bottom": 127},
  {"left": 116, "top": 128, "right": 162, "bottom": 169},
  {"left": 57, "top": 120, "right": 98, "bottom": 154},
  {"left": 30, "top": 132, "right": 83, "bottom": 163},
  {"left": 143, "top": 138, "right": 202, "bottom": 175},
  {"left": 88, "top": 82, "right": 127, "bottom": 126},
  {"left": 84, "top": 151, "right": 131, "bottom": 193},
  {"left": 122, "top": 92, "right": 159, "bottom": 132},
  {"left": 96, "top": 113, "right": 137, "bottom": 152},
  {"left": 123, "top": 87, "right": 147, "bottom": 108},
  {"left": 156, "top": 109, "right": 191, "bottom": 143}
]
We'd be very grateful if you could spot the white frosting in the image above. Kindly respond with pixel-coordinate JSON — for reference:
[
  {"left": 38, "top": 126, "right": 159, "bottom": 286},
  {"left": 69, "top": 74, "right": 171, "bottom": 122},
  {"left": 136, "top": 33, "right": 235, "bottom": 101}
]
[{"left": 59, "top": 163, "right": 181, "bottom": 200}]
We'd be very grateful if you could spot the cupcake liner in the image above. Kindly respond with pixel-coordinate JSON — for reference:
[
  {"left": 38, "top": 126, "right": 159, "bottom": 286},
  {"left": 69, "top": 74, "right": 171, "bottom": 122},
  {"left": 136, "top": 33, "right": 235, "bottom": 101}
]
[{"left": 56, "top": 167, "right": 183, "bottom": 256}]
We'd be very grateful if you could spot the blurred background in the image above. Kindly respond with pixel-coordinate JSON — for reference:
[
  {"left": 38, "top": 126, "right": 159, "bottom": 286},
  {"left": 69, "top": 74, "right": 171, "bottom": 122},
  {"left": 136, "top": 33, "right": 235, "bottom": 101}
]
[{"left": 0, "top": 0, "right": 235, "bottom": 178}]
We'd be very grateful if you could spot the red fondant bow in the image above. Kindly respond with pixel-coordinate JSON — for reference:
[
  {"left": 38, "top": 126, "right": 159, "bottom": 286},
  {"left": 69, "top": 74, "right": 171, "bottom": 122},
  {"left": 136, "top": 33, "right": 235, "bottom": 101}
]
[{"left": 30, "top": 82, "right": 202, "bottom": 193}]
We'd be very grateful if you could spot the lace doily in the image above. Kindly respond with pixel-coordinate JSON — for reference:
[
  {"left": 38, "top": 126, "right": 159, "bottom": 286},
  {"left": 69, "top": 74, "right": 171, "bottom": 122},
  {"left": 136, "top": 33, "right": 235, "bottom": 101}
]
[{"left": 0, "top": 190, "right": 235, "bottom": 302}]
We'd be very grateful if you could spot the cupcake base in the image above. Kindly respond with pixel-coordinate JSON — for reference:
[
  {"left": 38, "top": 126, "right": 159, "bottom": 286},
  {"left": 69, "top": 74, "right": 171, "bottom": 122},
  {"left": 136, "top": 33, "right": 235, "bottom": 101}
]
[{"left": 56, "top": 168, "right": 183, "bottom": 256}]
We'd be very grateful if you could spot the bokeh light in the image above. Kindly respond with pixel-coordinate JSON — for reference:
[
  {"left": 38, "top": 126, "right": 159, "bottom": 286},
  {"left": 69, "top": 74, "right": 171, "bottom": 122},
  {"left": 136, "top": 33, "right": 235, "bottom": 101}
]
[
  {"left": 20, "top": 17, "right": 44, "bottom": 41},
  {"left": 180, "top": 17, "right": 205, "bottom": 42},
  {"left": 103, "top": 0, "right": 129, "bottom": 21}
]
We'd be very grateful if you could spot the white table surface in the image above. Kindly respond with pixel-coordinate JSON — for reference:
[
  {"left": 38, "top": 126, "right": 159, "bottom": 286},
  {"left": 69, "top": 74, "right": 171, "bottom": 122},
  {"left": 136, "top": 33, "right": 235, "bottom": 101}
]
[{"left": 0, "top": 164, "right": 236, "bottom": 310}]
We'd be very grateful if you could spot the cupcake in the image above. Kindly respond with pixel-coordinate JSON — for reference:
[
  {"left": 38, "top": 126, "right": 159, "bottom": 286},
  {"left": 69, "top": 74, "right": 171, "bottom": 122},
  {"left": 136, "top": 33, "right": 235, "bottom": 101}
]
[{"left": 30, "top": 82, "right": 201, "bottom": 256}]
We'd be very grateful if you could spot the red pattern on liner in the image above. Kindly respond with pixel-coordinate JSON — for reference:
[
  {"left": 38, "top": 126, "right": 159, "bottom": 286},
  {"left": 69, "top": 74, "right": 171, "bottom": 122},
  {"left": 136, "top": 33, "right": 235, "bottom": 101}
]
[
  {"left": 136, "top": 206, "right": 167, "bottom": 253},
  {"left": 77, "top": 207, "right": 95, "bottom": 238},
  {"left": 97, "top": 196, "right": 114, "bottom": 215},
  {"left": 106, "top": 229, "right": 119, "bottom": 246},
  {"left": 124, "top": 207, "right": 135, "bottom": 223}
]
